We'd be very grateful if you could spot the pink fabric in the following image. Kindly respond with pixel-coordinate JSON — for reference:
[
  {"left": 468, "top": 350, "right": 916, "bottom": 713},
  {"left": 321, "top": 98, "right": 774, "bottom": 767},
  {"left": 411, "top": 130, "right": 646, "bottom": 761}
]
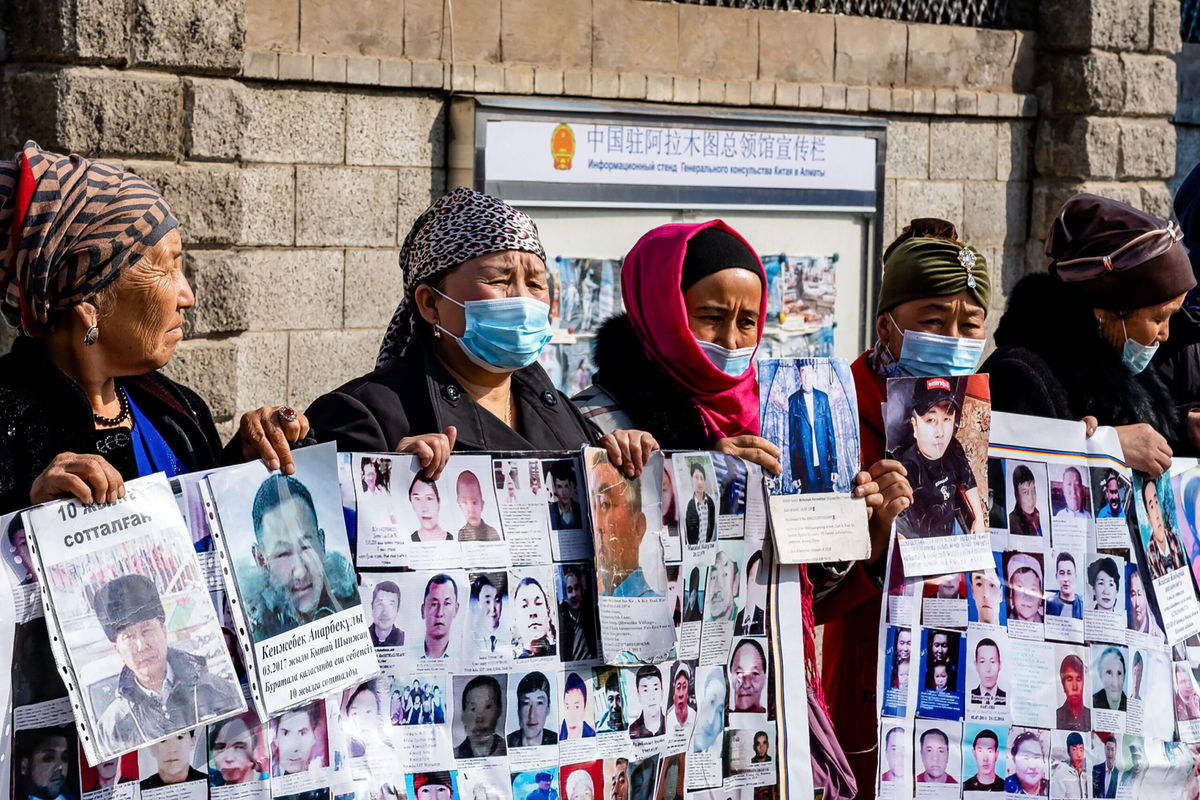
[{"left": 621, "top": 220, "right": 767, "bottom": 442}]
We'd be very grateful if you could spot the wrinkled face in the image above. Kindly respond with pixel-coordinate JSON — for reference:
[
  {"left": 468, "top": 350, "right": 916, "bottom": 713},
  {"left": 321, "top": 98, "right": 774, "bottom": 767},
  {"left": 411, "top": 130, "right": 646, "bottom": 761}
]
[
  {"left": 1129, "top": 573, "right": 1147, "bottom": 624},
  {"left": 563, "top": 687, "right": 586, "bottom": 728},
  {"left": 897, "top": 629, "right": 912, "bottom": 661},
  {"left": 708, "top": 553, "right": 737, "bottom": 618},
  {"left": 931, "top": 633, "right": 949, "bottom": 663},
  {"left": 515, "top": 582, "right": 549, "bottom": 645},
  {"left": 410, "top": 482, "right": 441, "bottom": 527},
  {"left": 462, "top": 685, "right": 501, "bottom": 741},
  {"left": 213, "top": 718, "right": 256, "bottom": 784},
  {"left": 258, "top": 496, "right": 326, "bottom": 618},
  {"left": 1101, "top": 653, "right": 1125, "bottom": 697},
  {"left": 1062, "top": 666, "right": 1083, "bottom": 703},
  {"left": 971, "top": 570, "right": 1001, "bottom": 623},
  {"left": 974, "top": 739, "right": 997, "bottom": 777},
  {"left": 564, "top": 573, "right": 583, "bottom": 611},
  {"left": 612, "top": 763, "right": 628, "bottom": 800},
  {"left": 637, "top": 676, "right": 662, "bottom": 716},
  {"left": 1017, "top": 480, "right": 1038, "bottom": 515},
  {"left": 22, "top": 735, "right": 69, "bottom": 797},
  {"left": 1070, "top": 743, "right": 1085, "bottom": 770},
  {"left": 933, "top": 664, "right": 949, "bottom": 691},
  {"left": 1057, "top": 560, "right": 1076, "bottom": 599},
  {"left": 276, "top": 711, "right": 315, "bottom": 775},
  {"left": 673, "top": 674, "right": 690, "bottom": 715},
  {"left": 421, "top": 250, "right": 550, "bottom": 338},
  {"left": 592, "top": 463, "right": 641, "bottom": 570},
  {"left": 1011, "top": 570, "right": 1042, "bottom": 620},
  {"left": 422, "top": 581, "right": 459, "bottom": 640},
  {"left": 458, "top": 480, "right": 485, "bottom": 526},
  {"left": 153, "top": 732, "right": 195, "bottom": 783},
  {"left": 683, "top": 267, "right": 762, "bottom": 352},
  {"left": 114, "top": 617, "right": 169, "bottom": 688},
  {"left": 976, "top": 644, "right": 1000, "bottom": 690},
  {"left": 478, "top": 584, "right": 501, "bottom": 630},
  {"left": 1097, "top": 295, "right": 1184, "bottom": 353},
  {"left": 1105, "top": 478, "right": 1122, "bottom": 512},
  {"left": 921, "top": 734, "right": 949, "bottom": 779},
  {"left": 373, "top": 589, "right": 399, "bottom": 629},
  {"left": 92, "top": 228, "right": 194, "bottom": 375},
  {"left": 880, "top": 292, "right": 987, "bottom": 360},
  {"left": 1062, "top": 469, "right": 1083, "bottom": 512},
  {"left": 733, "top": 645, "right": 765, "bottom": 710},
  {"left": 1093, "top": 571, "right": 1117, "bottom": 611},
  {"left": 1015, "top": 740, "right": 1045, "bottom": 788},
  {"left": 911, "top": 402, "right": 956, "bottom": 461},
  {"left": 521, "top": 688, "right": 550, "bottom": 736}
]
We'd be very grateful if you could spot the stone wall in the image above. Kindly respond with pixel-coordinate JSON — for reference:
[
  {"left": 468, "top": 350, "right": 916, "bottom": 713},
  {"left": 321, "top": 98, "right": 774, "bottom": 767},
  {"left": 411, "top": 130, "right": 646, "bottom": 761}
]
[
  {"left": 5, "top": 0, "right": 1154, "bottom": 435},
  {"left": 1175, "top": 43, "right": 1200, "bottom": 194}
]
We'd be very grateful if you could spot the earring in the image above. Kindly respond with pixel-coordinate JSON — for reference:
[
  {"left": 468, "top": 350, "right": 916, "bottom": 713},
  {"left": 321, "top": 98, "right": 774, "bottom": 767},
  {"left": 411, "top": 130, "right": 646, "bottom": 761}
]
[
  {"left": 433, "top": 328, "right": 442, "bottom": 339},
  {"left": 83, "top": 325, "right": 99, "bottom": 345}
]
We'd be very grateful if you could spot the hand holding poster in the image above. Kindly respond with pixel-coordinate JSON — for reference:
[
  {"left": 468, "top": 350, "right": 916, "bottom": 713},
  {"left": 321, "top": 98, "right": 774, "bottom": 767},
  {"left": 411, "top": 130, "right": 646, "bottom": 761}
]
[{"left": 22, "top": 473, "right": 245, "bottom": 763}]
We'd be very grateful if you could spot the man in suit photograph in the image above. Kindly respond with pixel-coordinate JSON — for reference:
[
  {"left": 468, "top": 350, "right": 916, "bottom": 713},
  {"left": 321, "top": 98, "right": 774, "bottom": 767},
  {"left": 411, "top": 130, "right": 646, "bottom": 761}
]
[
  {"left": 684, "top": 462, "right": 716, "bottom": 546},
  {"left": 1092, "top": 737, "right": 1119, "bottom": 798},
  {"left": 787, "top": 363, "right": 838, "bottom": 493},
  {"left": 970, "top": 638, "right": 1006, "bottom": 708}
]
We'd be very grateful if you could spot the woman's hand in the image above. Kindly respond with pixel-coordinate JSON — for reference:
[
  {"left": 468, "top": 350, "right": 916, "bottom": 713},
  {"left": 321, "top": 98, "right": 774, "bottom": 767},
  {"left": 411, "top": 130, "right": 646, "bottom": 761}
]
[
  {"left": 715, "top": 436, "right": 783, "bottom": 475},
  {"left": 1115, "top": 423, "right": 1172, "bottom": 477},
  {"left": 600, "top": 429, "right": 659, "bottom": 477},
  {"left": 855, "top": 459, "right": 912, "bottom": 561},
  {"left": 239, "top": 406, "right": 311, "bottom": 475},
  {"left": 30, "top": 452, "right": 125, "bottom": 505},
  {"left": 396, "top": 426, "right": 458, "bottom": 479}
]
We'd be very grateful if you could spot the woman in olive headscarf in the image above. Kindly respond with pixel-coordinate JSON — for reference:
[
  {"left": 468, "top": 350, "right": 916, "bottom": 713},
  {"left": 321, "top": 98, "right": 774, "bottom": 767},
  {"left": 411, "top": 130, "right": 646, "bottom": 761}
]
[{"left": 0, "top": 142, "right": 306, "bottom": 514}]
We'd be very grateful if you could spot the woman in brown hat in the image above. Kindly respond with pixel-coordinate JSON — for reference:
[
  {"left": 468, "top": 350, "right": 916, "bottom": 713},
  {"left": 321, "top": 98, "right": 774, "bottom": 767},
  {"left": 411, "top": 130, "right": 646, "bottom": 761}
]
[{"left": 982, "top": 194, "right": 1198, "bottom": 475}]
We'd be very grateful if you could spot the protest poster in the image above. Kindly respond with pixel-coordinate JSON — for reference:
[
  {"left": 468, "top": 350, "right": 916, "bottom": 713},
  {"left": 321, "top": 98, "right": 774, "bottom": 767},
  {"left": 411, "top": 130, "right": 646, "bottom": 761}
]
[
  {"left": 204, "top": 442, "right": 379, "bottom": 719},
  {"left": 1128, "top": 472, "right": 1200, "bottom": 644},
  {"left": 758, "top": 357, "right": 870, "bottom": 564},
  {"left": 885, "top": 374, "right": 993, "bottom": 576},
  {"left": 21, "top": 473, "right": 245, "bottom": 763},
  {"left": 875, "top": 410, "right": 1197, "bottom": 800}
]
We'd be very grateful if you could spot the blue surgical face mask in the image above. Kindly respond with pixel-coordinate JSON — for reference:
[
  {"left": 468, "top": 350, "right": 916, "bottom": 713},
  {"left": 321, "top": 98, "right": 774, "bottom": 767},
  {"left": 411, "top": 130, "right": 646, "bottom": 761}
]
[
  {"left": 1120, "top": 318, "right": 1159, "bottom": 375},
  {"left": 889, "top": 314, "right": 986, "bottom": 377},
  {"left": 696, "top": 339, "right": 756, "bottom": 377},
  {"left": 435, "top": 289, "right": 553, "bottom": 373}
]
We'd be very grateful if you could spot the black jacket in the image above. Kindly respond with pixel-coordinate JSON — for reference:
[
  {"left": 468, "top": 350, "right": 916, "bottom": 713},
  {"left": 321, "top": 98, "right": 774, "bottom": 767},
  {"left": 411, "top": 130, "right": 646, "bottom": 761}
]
[
  {"left": 0, "top": 337, "right": 225, "bottom": 514},
  {"left": 306, "top": 333, "right": 599, "bottom": 453},
  {"left": 590, "top": 314, "right": 711, "bottom": 449},
  {"left": 980, "top": 274, "right": 1189, "bottom": 451},
  {"left": 1156, "top": 305, "right": 1200, "bottom": 418}
]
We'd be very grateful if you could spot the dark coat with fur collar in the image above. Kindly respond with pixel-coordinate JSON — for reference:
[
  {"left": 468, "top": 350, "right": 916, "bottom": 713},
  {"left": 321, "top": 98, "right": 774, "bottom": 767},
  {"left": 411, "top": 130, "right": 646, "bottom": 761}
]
[
  {"left": 591, "top": 314, "right": 714, "bottom": 449},
  {"left": 980, "top": 273, "right": 1189, "bottom": 451}
]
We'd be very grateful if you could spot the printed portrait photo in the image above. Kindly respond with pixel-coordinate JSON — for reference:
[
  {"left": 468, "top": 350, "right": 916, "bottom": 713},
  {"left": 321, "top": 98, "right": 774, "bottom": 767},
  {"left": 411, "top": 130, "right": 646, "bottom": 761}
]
[
  {"left": 408, "top": 771, "right": 459, "bottom": 800},
  {"left": 1091, "top": 733, "right": 1120, "bottom": 799},
  {"left": 138, "top": 728, "right": 208, "bottom": 789},
  {"left": 543, "top": 458, "right": 586, "bottom": 532},
  {"left": 913, "top": 720, "right": 961, "bottom": 786},
  {"left": 208, "top": 710, "right": 269, "bottom": 786},
  {"left": 986, "top": 458, "right": 1007, "bottom": 531},
  {"left": 1004, "top": 727, "right": 1049, "bottom": 796},
  {"left": 14, "top": 726, "right": 79, "bottom": 800},
  {"left": 456, "top": 765, "right": 509, "bottom": 800},
  {"left": 602, "top": 759, "right": 630, "bottom": 800},
  {"left": 626, "top": 664, "right": 668, "bottom": 740},
  {"left": 1174, "top": 661, "right": 1200, "bottom": 722},
  {"left": 723, "top": 728, "right": 774, "bottom": 775},
  {"left": 354, "top": 454, "right": 399, "bottom": 546},
  {"left": 341, "top": 679, "right": 396, "bottom": 762},
  {"left": 879, "top": 722, "right": 909, "bottom": 784},
  {"left": 510, "top": 567, "right": 558, "bottom": 660},
  {"left": 655, "top": 752, "right": 687, "bottom": 800},
  {"left": 468, "top": 571, "right": 508, "bottom": 656},
  {"left": 2, "top": 509, "right": 34, "bottom": 585},
  {"left": 923, "top": 572, "right": 965, "bottom": 601},
  {"left": 493, "top": 458, "right": 550, "bottom": 507},
  {"left": 712, "top": 453, "right": 749, "bottom": 518},
  {"left": 667, "top": 565, "right": 683, "bottom": 628},
  {"left": 882, "top": 626, "right": 912, "bottom": 717},
  {"left": 735, "top": 550, "right": 768, "bottom": 637},
  {"left": 1172, "top": 467, "right": 1200, "bottom": 590},
  {"left": 704, "top": 542, "right": 744, "bottom": 623},
  {"left": 562, "top": 761, "right": 604, "bottom": 800},
  {"left": 362, "top": 574, "right": 407, "bottom": 649},
  {"left": 1053, "top": 646, "right": 1091, "bottom": 732},
  {"left": 395, "top": 570, "right": 466, "bottom": 662},
  {"left": 1133, "top": 473, "right": 1188, "bottom": 580},
  {"left": 729, "top": 638, "right": 769, "bottom": 716},
  {"left": 967, "top": 553, "right": 1006, "bottom": 626},
  {"left": 673, "top": 454, "right": 720, "bottom": 547},
  {"left": 1089, "top": 466, "right": 1128, "bottom": 521},
  {"left": 626, "top": 755, "right": 659, "bottom": 800},
  {"left": 1002, "top": 459, "right": 1049, "bottom": 539},
  {"left": 1091, "top": 644, "right": 1129, "bottom": 713},
  {"left": 452, "top": 674, "right": 508, "bottom": 760},
  {"left": 1045, "top": 550, "right": 1084, "bottom": 621},
  {"left": 666, "top": 660, "right": 697, "bottom": 736},
  {"left": 506, "top": 670, "right": 559, "bottom": 748},
  {"left": 514, "top": 767, "right": 561, "bottom": 800},
  {"left": 268, "top": 700, "right": 328, "bottom": 778},
  {"left": 1048, "top": 729, "right": 1089, "bottom": 798},
  {"left": 206, "top": 446, "right": 360, "bottom": 644},
  {"left": 1004, "top": 552, "right": 1044, "bottom": 626},
  {"left": 759, "top": 357, "right": 860, "bottom": 496},
  {"left": 559, "top": 671, "right": 597, "bottom": 742},
  {"left": 390, "top": 675, "right": 448, "bottom": 726},
  {"left": 1126, "top": 563, "right": 1164, "bottom": 640},
  {"left": 1128, "top": 648, "right": 1174, "bottom": 739},
  {"left": 884, "top": 374, "right": 990, "bottom": 538},
  {"left": 81, "top": 751, "right": 136, "bottom": 793},
  {"left": 681, "top": 561, "right": 707, "bottom": 624},
  {"left": 1049, "top": 463, "right": 1093, "bottom": 524},
  {"left": 961, "top": 723, "right": 1006, "bottom": 791},
  {"left": 383, "top": 454, "right": 493, "bottom": 544},
  {"left": 916, "top": 628, "right": 965, "bottom": 721},
  {"left": 587, "top": 448, "right": 665, "bottom": 598},
  {"left": 1087, "top": 554, "right": 1126, "bottom": 614},
  {"left": 966, "top": 629, "right": 1008, "bottom": 711},
  {"left": 691, "top": 666, "right": 728, "bottom": 755},
  {"left": 593, "top": 667, "right": 628, "bottom": 733},
  {"left": 557, "top": 563, "right": 599, "bottom": 662}
]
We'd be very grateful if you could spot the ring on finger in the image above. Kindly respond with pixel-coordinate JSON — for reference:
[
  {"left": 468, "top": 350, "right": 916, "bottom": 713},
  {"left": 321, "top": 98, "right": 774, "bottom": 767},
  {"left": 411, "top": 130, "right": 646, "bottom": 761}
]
[{"left": 278, "top": 405, "right": 299, "bottom": 423}]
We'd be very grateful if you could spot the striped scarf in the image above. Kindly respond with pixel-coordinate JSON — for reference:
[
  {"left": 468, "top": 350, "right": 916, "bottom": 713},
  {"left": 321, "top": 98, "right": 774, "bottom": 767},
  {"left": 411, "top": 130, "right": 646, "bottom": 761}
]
[{"left": 0, "top": 141, "right": 177, "bottom": 334}]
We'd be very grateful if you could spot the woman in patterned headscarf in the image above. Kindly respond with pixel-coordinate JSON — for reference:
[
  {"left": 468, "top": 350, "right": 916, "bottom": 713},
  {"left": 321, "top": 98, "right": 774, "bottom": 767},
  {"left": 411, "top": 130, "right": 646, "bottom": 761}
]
[
  {"left": 0, "top": 142, "right": 307, "bottom": 514},
  {"left": 305, "top": 187, "right": 655, "bottom": 477}
]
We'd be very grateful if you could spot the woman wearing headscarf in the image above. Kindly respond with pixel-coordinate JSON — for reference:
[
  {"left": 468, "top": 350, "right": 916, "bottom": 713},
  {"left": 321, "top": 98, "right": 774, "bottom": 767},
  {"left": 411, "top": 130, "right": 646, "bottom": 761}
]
[
  {"left": 982, "top": 194, "right": 1197, "bottom": 475},
  {"left": 0, "top": 143, "right": 305, "bottom": 514},
  {"left": 305, "top": 187, "right": 654, "bottom": 477},
  {"left": 574, "top": 220, "right": 908, "bottom": 799},
  {"left": 817, "top": 218, "right": 990, "bottom": 799}
]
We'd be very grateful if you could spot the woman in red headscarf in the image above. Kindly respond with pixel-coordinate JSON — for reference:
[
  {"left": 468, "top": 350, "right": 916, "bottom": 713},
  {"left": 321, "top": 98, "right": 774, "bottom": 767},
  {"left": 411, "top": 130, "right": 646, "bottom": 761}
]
[{"left": 575, "top": 220, "right": 907, "bottom": 799}]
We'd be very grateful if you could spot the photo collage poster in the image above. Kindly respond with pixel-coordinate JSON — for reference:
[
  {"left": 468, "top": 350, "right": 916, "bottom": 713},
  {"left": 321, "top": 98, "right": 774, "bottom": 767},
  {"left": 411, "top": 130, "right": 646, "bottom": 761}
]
[
  {"left": 2, "top": 445, "right": 803, "bottom": 800},
  {"left": 876, "top": 410, "right": 1200, "bottom": 800},
  {"left": 758, "top": 357, "right": 870, "bottom": 564}
]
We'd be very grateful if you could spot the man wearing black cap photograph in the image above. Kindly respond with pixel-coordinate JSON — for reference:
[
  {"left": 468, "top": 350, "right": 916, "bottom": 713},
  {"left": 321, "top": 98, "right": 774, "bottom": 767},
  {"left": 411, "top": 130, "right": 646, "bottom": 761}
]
[
  {"left": 93, "top": 574, "right": 241, "bottom": 752},
  {"left": 892, "top": 377, "right": 985, "bottom": 537}
]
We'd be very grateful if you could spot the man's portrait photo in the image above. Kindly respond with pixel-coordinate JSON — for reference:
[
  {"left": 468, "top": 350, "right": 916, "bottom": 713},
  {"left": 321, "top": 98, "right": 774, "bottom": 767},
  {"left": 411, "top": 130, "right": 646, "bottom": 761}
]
[
  {"left": 962, "top": 724, "right": 1005, "bottom": 791},
  {"left": 419, "top": 572, "right": 462, "bottom": 660},
  {"left": 666, "top": 660, "right": 696, "bottom": 735},
  {"left": 514, "top": 768, "right": 560, "bottom": 800},
  {"left": 546, "top": 460, "right": 585, "bottom": 531},
  {"left": 588, "top": 449, "right": 664, "bottom": 598},
  {"left": 967, "top": 556, "right": 1005, "bottom": 625},
  {"left": 691, "top": 667, "right": 727, "bottom": 755},
  {"left": 1055, "top": 649, "right": 1092, "bottom": 731},
  {"left": 208, "top": 711, "right": 268, "bottom": 786},
  {"left": 787, "top": 361, "right": 839, "bottom": 493},
  {"left": 470, "top": 571, "right": 507, "bottom": 655},
  {"left": 682, "top": 565, "right": 705, "bottom": 624},
  {"left": 453, "top": 674, "right": 507, "bottom": 759},
  {"left": 712, "top": 453, "right": 748, "bottom": 517},
  {"left": 1006, "top": 461, "right": 1049, "bottom": 537},
  {"left": 1135, "top": 474, "right": 1188, "bottom": 580},
  {"left": 558, "top": 563, "right": 599, "bottom": 662},
  {"left": 92, "top": 573, "right": 241, "bottom": 754},
  {"left": 880, "top": 723, "right": 908, "bottom": 783},
  {"left": 628, "top": 665, "right": 666, "bottom": 740},
  {"left": 704, "top": 545, "right": 743, "bottom": 623},
  {"left": 366, "top": 578, "right": 405, "bottom": 648},
  {"left": 15, "top": 726, "right": 78, "bottom": 800},
  {"left": 968, "top": 635, "right": 1006, "bottom": 710},
  {"left": 1090, "top": 467, "right": 1128, "bottom": 520},
  {"left": 81, "top": 753, "right": 137, "bottom": 793},
  {"left": 594, "top": 668, "right": 627, "bottom": 733},
  {"left": 560, "top": 671, "right": 596, "bottom": 740},
  {"left": 507, "top": 671, "right": 558, "bottom": 748},
  {"left": 138, "top": 730, "right": 207, "bottom": 789},
  {"left": 1047, "top": 551, "right": 1084, "bottom": 620},
  {"left": 914, "top": 723, "right": 959, "bottom": 785},
  {"left": 1050, "top": 464, "right": 1092, "bottom": 522},
  {"left": 2, "top": 509, "right": 34, "bottom": 585},
  {"left": 269, "top": 701, "right": 328, "bottom": 777},
  {"left": 735, "top": 551, "right": 767, "bottom": 636},
  {"left": 680, "top": 456, "right": 718, "bottom": 546}
]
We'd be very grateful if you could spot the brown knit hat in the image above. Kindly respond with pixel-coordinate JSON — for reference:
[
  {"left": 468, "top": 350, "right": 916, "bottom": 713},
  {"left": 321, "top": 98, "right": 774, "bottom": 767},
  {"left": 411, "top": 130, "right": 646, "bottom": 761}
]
[{"left": 1047, "top": 194, "right": 1194, "bottom": 310}]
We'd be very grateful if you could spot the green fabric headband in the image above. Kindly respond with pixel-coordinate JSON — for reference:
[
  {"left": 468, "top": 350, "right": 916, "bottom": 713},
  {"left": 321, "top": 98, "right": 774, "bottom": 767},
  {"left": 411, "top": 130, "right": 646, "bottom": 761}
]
[{"left": 877, "top": 236, "right": 991, "bottom": 314}]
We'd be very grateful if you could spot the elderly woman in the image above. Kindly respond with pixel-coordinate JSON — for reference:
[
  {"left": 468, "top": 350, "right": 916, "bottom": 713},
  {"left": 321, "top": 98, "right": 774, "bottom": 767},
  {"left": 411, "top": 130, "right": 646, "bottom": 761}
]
[
  {"left": 304, "top": 187, "right": 652, "bottom": 478},
  {"left": 0, "top": 143, "right": 304, "bottom": 514},
  {"left": 574, "top": 221, "right": 905, "bottom": 800},
  {"left": 983, "top": 194, "right": 1198, "bottom": 474}
]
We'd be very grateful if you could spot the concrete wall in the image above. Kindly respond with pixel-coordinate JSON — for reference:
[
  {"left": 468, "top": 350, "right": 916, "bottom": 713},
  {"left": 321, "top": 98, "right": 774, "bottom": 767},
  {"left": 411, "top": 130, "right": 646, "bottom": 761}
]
[{"left": 3, "top": 0, "right": 1174, "bottom": 434}]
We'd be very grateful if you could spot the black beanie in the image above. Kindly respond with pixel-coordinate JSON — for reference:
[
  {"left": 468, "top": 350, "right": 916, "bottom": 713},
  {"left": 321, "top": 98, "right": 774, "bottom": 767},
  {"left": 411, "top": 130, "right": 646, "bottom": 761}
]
[{"left": 680, "top": 227, "right": 762, "bottom": 292}]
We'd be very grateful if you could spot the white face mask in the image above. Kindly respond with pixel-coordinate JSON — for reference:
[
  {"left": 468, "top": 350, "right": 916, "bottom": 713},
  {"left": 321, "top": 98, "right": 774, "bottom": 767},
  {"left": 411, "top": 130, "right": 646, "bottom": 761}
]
[{"left": 696, "top": 339, "right": 756, "bottom": 377}]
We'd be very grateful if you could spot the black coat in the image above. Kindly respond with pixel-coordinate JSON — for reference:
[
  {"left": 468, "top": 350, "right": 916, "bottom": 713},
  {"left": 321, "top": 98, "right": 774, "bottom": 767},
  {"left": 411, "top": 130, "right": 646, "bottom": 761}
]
[
  {"left": 0, "top": 337, "right": 225, "bottom": 514},
  {"left": 1155, "top": 305, "right": 1200, "bottom": 420},
  {"left": 590, "top": 314, "right": 711, "bottom": 449},
  {"left": 306, "top": 334, "right": 599, "bottom": 453},
  {"left": 980, "top": 274, "right": 1190, "bottom": 451}
]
